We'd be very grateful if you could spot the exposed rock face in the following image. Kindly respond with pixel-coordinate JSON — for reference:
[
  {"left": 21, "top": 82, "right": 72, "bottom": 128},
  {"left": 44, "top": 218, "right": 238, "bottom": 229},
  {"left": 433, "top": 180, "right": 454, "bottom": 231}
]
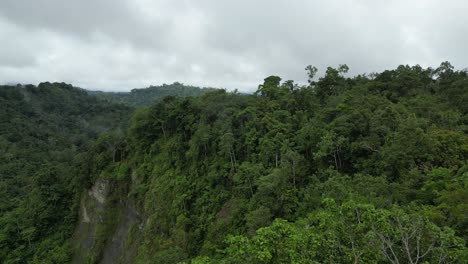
[
  {"left": 71, "top": 180, "right": 109, "bottom": 264},
  {"left": 88, "top": 179, "right": 109, "bottom": 204},
  {"left": 81, "top": 199, "right": 91, "bottom": 223},
  {"left": 71, "top": 178, "right": 140, "bottom": 264},
  {"left": 100, "top": 200, "right": 140, "bottom": 264}
]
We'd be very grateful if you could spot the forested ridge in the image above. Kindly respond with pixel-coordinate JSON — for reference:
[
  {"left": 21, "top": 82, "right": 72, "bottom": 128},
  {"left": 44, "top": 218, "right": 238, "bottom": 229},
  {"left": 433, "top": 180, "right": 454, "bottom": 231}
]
[
  {"left": 88, "top": 83, "right": 217, "bottom": 107},
  {"left": 1, "top": 62, "right": 467, "bottom": 263}
]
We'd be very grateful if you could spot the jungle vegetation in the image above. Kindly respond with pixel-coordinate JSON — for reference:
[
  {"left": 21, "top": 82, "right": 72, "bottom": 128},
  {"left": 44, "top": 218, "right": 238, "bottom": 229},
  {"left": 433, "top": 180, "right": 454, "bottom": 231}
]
[{"left": 1, "top": 62, "right": 467, "bottom": 263}]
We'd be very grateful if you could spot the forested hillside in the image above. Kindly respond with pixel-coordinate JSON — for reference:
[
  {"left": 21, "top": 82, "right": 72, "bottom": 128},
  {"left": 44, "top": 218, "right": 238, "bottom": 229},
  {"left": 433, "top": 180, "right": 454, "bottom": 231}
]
[
  {"left": 89, "top": 83, "right": 217, "bottom": 107},
  {"left": 1, "top": 62, "right": 467, "bottom": 263},
  {"left": 0, "top": 83, "right": 132, "bottom": 263},
  {"left": 81, "top": 62, "right": 467, "bottom": 263}
]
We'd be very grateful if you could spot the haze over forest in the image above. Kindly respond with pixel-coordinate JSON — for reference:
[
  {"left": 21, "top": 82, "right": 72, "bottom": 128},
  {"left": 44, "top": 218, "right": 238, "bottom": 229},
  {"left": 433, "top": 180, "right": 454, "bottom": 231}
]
[{"left": 0, "top": 1, "right": 467, "bottom": 264}]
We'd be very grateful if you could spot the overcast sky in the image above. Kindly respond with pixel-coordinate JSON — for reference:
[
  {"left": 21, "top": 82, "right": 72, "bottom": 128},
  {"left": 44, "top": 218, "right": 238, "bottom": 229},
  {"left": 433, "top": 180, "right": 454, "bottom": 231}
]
[{"left": 0, "top": 0, "right": 467, "bottom": 92}]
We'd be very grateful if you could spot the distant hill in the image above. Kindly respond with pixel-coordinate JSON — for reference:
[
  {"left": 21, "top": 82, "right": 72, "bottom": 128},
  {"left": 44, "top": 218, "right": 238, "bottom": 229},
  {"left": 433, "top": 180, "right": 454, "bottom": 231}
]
[{"left": 88, "top": 82, "right": 219, "bottom": 107}]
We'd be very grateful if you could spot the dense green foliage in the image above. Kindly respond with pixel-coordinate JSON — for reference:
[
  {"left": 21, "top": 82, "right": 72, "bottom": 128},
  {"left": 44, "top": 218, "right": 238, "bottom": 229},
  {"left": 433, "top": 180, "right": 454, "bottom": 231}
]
[
  {"left": 89, "top": 82, "right": 217, "bottom": 107},
  {"left": 2, "top": 62, "right": 467, "bottom": 263},
  {"left": 122, "top": 62, "right": 467, "bottom": 263},
  {"left": 0, "top": 83, "right": 132, "bottom": 263}
]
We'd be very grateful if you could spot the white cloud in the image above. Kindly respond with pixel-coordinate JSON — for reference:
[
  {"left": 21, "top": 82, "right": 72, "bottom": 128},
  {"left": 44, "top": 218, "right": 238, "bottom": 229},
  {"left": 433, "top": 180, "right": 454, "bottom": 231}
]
[{"left": 0, "top": 0, "right": 467, "bottom": 92}]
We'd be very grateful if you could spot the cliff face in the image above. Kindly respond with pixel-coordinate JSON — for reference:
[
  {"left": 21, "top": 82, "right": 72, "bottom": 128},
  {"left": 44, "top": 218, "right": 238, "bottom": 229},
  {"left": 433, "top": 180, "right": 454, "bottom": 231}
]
[
  {"left": 71, "top": 178, "right": 141, "bottom": 264},
  {"left": 99, "top": 197, "right": 140, "bottom": 264},
  {"left": 71, "top": 179, "right": 109, "bottom": 264}
]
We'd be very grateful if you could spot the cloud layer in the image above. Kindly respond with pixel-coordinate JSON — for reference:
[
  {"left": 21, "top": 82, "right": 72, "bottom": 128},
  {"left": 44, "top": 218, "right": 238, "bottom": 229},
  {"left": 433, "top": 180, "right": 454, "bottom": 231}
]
[{"left": 0, "top": 0, "right": 467, "bottom": 91}]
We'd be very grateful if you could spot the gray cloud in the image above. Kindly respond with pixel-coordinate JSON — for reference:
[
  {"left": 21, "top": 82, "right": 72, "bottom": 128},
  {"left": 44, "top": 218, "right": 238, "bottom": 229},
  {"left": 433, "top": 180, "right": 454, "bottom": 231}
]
[{"left": 0, "top": 0, "right": 467, "bottom": 92}]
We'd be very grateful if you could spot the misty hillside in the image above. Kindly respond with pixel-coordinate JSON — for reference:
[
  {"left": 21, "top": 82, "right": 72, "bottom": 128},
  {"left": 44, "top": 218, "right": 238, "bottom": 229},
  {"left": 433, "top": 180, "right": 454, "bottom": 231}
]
[
  {"left": 0, "top": 82, "right": 132, "bottom": 262},
  {"left": 2, "top": 0, "right": 468, "bottom": 263},
  {"left": 1, "top": 63, "right": 467, "bottom": 263},
  {"left": 88, "top": 83, "right": 218, "bottom": 107}
]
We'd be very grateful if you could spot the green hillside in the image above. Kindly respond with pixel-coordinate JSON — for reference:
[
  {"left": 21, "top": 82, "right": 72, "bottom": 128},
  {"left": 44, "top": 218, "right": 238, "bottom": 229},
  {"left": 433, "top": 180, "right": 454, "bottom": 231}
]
[
  {"left": 85, "top": 63, "right": 467, "bottom": 263},
  {"left": 0, "top": 82, "right": 132, "bottom": 263},
  {"left": 88, "top": 82, "right": 218, "bottom": 107},
  {"left": 1, "top": 63, "right": 467, "bottom": 263}
]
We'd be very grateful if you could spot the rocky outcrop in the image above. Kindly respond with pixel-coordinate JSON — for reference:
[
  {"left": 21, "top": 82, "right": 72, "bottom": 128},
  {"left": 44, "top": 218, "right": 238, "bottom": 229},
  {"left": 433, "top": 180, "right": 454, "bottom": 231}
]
[{"left": 71, "top": 178, "right": 141, "bottom": 264}]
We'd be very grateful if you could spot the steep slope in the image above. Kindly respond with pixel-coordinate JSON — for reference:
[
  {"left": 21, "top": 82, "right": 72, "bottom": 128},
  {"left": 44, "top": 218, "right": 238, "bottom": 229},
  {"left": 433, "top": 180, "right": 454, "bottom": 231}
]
[
  {"left": 2, "top": 62, "right": 467, "bottom": 263},
  {"left": 81, "top": 63, "right": 467, "bottom": 263},
  {"left": 71, "top": 177, "right": 141, "bottom": 264},
  {"left": 0, "top": 83, "right": 132, "bottom": 263}
]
